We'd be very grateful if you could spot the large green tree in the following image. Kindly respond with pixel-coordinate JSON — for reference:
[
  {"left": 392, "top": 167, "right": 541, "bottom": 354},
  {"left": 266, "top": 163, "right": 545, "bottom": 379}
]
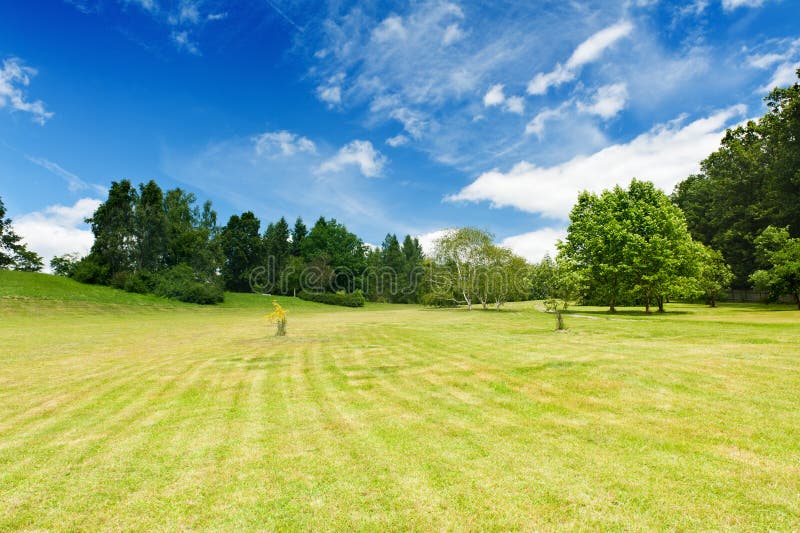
[
  {"left": 750, "top": 226, "right": 800, "bottom": 309},
  {"left": 86, "top": 180, "right": 137, "bottom": 279},
  {"left": 673, "top": 69, "right": 800, "bottom": 287},
  {"left": 561, "top": 179, "right": 697, "bottom": 312},
  {"left": 219, "top": 212, "right": 264, "bottom": 292}
]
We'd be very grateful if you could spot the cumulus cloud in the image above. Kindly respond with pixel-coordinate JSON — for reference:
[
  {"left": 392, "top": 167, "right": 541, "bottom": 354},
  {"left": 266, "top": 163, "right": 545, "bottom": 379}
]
[
  {"left": 25, "top": 156, "right": 106, "bottom": 194},
  {"left": 577, "top": 83, "right": 628, "bottom": 119},
  {"left": 448, "top": 105, "right": 747, "bottom": 219},
  {"left": 483, "top": 84, "right": 525, "bottom": 114},
  {"left": 527, "top": 20, "right": 633, "bottom": 95},
  {"left": 415, "top": 229, "right": 452, "bottom": 257},
  {"left": 0, "top": 58, "right": 53, "bottom": 125},
  {"left": 483, "top": 84, "right": 505, "bottom": 107},
  {"left": 14, "top": 198, "right": 102, "bottom": 267},
  {"left": 316, "top": 140, "right": 387, "bottom": 178},
  {"left": 253, "top": 130, "right": 316, "bottom": 157},
  {"left": 499, "top": 228, "right": 566, "bottom": 262}
]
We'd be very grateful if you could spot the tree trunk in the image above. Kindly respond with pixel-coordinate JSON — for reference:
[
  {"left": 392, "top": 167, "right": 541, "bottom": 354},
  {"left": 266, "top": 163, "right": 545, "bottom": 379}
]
[
  {"left": 794, "top": 292, "right": 799, "bottom": 310},
  {"left": 710, "top": 294, "right": 716, "bottom": 308},
  {"left": 645, "top": 293, "right": 651, "bottom": 314},
  {"left": 609, "top": 296, "right": 616, "bottom": 313},
  {"left": 556, "top": 310, "right": 565, "bottom": 330},
  {"left": 657, "top": 295, "right": 665, "bottom": 313}
]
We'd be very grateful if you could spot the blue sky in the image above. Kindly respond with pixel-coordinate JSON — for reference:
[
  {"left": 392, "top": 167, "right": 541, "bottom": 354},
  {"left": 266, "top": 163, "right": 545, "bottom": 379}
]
[{"left": 1, "top": 0, "right": 799, "bottom": 264}]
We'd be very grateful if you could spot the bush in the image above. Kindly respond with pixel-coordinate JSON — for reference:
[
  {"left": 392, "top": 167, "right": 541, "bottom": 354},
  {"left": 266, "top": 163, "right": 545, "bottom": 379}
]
[
  {"left": 124, "top": 271, "right": 157, "bottom": 294},
  {"left": 70, "top": 256, "right": 109, "bottom": 285},
  {"left": 154, "top": 264, "right": 224, "bottom": 305},
  {"left": 421, "top": 291, "right": 458, "bottom": 307},
  {"left": 297, "top": 289, "right": 365, "bottom": 307}
]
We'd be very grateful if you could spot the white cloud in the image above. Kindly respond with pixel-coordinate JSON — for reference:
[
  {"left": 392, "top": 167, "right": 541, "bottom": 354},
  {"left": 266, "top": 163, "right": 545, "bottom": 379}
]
[
  {"left": 25, "top": 156, "right": 106, "bottom": 194},
  {"left": 386, "top": 134, "right": 409, "bottom": 147},
  {"left": 316, "top": 140, "right": 387, "bottom": 178},
  {"left": 389, "top": 107, "right": 427, "bottom": 138},
  {"left": 504, "top": 96, "right": 525, "bottom": 115},
  {"left": 499, "top": 228, "right": 566, "bottom": 263},
  {"left": 483, "top": 84, "right": 506, "bottom": 107},
  {"left": 0, "top": 58, "right": 53, "bottom": 125},
  {"left": 14, "top": 198, "right": 102, "bottom": 266},
  {"left": 442, "top": 23, "right": 464, "bottom": 46},
  {"left": 207, "top": 12, "right": 227, "bottom": 21},
  {"left": 372, "top": 15, "right": 407, "bottom": 42},
  {"left": 448, "top": 105, "right": 747, "bottom": 219},
  {"left": 415, "top": 229, "right": 452, "bottom": 257},
  {"left": 757, "top": 62, "right": 800, "bottom": 93},
  {"left": 721, "top": 0, "right": 767, "bottom": 10},
  {"left": 126, "top": 0, "right": 157, "bottom": 12},
  {"left": 577, "top": 83, "right": 628, "bottom": 119},
  {"left": 525, "top": 103, "right": 569, "bottom": 138},
  {"left": 483, "top": 84, "right": 524, "bottom": 114},
  {"left": 527, "top": 20, "right": 633, "bottom": 95},
  {"left": 253, "top": 130, "right": 316, "bottom": 157},
  {"left": 171, "top": 30, "right": 200, "bottom": 55},
  {"left": 316, "top": 73, "right": 345, "bottom": 106}
]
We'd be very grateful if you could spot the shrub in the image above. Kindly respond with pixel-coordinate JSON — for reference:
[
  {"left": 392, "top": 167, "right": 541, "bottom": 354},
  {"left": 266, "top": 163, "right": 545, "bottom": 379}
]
[
  {"left": 265, "top": 301, "right": 287, "bottom": 336},
  {"left": 154, "top": 264, "right": 224, "bottom": 304},
  {"left": 124, "top": 271, "right": 157, "bottom": 294},
  {"left": 70, "top": 256, "right": 109, "bottom": 285},
  {"left": 297, "top": 289, "right": 365, "bottom": 307},
  {"left": 421, "top": 291, "right": 458, "bottom": 307}
]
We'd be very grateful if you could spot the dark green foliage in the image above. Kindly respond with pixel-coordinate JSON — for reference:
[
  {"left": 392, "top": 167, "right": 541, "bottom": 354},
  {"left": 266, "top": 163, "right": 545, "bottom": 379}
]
[
  {"left": 71, "top": 255, "right": 110, "bottom": 284},
  {"left": 673, "top": 69, "right": 800, "bottom": 287},
  {"left": 297, "top": 289, "right": 366, "bottom": 307},
  {"left": 135, "top": 180, "right": 168, "bottom": 271},
  {"left": 750, "top": 226, "right": 800, "bottom": 308},
  {"left": 291, "top": 217, "right": 307, "bottom": 257},
  {"left": 153, "top": 264, "right": 224, "bottom": 304},
  {"left": 86, "top": 180, "right": 137, "bottom": 277},
  {"left": 219, "top": 211, "right": 264, "bottom": 292}
]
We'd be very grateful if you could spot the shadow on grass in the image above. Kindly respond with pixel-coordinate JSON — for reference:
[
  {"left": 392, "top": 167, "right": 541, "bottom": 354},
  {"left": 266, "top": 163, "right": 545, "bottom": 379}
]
[{"left": 563, "top": 308, "right": 691, "bottom": 317}]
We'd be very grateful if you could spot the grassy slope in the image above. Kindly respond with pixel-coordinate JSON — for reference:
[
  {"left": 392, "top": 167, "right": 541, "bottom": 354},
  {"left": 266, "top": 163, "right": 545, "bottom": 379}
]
[{"left": 1, "top": 271, "right": 799, "bottom": 530}]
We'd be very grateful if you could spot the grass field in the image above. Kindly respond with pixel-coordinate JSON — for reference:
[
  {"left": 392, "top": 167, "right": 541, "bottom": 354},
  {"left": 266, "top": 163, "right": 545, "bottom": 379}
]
[{"left": 1, "top": 271, "right": 799, "bottom": 530}]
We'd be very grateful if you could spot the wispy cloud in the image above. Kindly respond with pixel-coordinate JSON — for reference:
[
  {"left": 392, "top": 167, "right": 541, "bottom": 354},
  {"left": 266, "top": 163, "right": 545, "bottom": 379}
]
[
  {"left": 448, "top": 105, "right": 747, "bottom": 219},
  {"left": 0, "top": 58, "right": 53, "bottom": 125},
  {"left": 527, "top": 20, "right": 633, "bottom": 95},
  {"left": 25, "top": 155, "right": 106, "bottom": 194}
]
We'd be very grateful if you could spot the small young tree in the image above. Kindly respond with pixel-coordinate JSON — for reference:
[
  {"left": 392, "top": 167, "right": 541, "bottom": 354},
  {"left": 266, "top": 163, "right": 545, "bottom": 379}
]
[
  {"left": 433, "top": 228, "right": 493, "bottom": 310},
  {"left": 750, "top": 226, "right": 800, "bottom": 309},
  {"left": 265, "top": 301, "right": 288, "bottom": 336},
  {"left": 51, "top": 253, "right": 82, "bottom": 277}
]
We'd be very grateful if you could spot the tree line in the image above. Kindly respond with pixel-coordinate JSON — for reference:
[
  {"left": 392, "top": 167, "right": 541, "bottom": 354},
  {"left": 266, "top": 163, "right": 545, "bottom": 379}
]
[{"left": 672, "top": 69, "right": 800, "bottom": 302}]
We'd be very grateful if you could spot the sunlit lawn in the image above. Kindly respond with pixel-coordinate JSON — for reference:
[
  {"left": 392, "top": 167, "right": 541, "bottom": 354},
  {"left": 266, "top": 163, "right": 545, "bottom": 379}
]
[{"left": 1, "top": 271, "right": 799, "bottom": 530}]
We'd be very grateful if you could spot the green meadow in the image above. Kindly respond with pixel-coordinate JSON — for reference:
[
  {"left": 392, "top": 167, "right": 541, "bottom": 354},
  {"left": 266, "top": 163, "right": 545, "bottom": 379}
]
[{"left": 1, "top": 270, "right": 799, "bottom": 531}]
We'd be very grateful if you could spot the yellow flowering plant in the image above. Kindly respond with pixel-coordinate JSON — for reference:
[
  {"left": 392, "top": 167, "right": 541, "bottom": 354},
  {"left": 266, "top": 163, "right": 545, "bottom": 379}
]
[{"left": 265, "top": 301, "right": 287, "bottom": 336}]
